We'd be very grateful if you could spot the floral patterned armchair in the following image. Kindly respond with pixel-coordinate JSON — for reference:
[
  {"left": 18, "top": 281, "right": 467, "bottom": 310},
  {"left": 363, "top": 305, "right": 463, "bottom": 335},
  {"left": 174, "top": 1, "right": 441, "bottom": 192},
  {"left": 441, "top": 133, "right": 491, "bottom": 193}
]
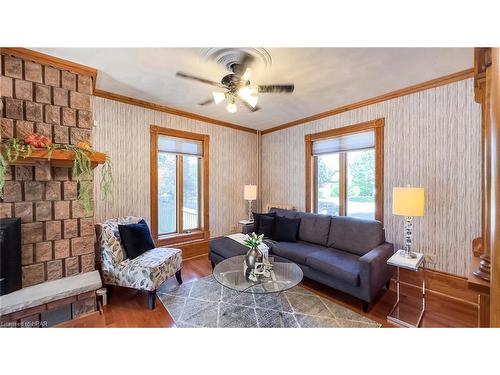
[{"left": 95, "top": 216, "right": 183, "bottom": 309}]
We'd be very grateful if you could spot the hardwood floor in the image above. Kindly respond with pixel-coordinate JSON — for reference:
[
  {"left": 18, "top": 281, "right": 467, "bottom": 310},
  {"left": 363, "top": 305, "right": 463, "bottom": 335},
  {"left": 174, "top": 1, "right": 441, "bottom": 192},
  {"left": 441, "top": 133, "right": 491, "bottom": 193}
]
[
  {"left": 59, "top": 255, "right": 477, "bottom": 328},
  {"left": 57, "top": 256, "right": 210, "bottom": 328},
  {"left": 300, "top": 278, "right": 477, "bottom": 328}
]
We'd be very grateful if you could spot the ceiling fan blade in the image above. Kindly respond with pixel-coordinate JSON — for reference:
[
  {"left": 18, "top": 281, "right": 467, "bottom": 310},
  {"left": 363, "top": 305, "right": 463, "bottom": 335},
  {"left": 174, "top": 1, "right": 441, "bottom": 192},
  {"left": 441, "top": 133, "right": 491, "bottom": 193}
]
[
  {"left": 176, "top": 72, "right": 225, "bottom": 88},
  {"left": 240, "top": 53, "right": 254, "bottom": 71},
  {"left": 241, "top": 67, "right": 251, "bottom": 81},
  {"left": 238, "top": 97, "right": 260, "bottom": 112},
  {"left": 258, "top": 84, "right": 295, "bottom": 93},
  {"left": 198, "top": 98, "right": 215, "bottom": 106}
]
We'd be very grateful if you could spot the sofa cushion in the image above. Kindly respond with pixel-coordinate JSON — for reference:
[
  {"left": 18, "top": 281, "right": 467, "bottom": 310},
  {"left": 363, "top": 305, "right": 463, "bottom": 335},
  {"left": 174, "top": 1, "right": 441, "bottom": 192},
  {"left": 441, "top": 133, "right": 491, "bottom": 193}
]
[
  {"left": 271, "top": 241, "right": 329, "bottom": 265},
  {"left": 252, "top": 212, "right": 276, "bottom": 234},
  {"left": 272, "top": 216, "right": 301, "bottom": 242},
  {"left": 269, "top": 207, "right": 298, "bottom": 219},
  {"left": 305, "top": 248, "right": 360, "bottom": 286},
  {"left": 295, "top": 212, "right": 332, "bottom": 246},
  {"left": 209, "top": 237, "right": 249, "bottom": 259},
  {"left": 258, "top": 215, "right": 276, "bottom": 238},
  {"left": 327, "top": 216, "right": 385, "bottom": 256}
]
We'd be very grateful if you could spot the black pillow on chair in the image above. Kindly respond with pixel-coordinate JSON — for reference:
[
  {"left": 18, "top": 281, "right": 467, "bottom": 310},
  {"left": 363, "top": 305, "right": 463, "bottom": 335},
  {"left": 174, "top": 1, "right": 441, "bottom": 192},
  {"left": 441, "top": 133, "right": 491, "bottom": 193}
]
[
  {"left": 118, "top": 219, "right": 156, "bottom": 260},
  {"left": 258, "top": 215, "right": 276, "bottom": 238},
  {"left": 272, "top": 216, "right": 301, "bottom": 242},
  {"left": 252, "top": 212, "right": 276, "bottom": 234}
]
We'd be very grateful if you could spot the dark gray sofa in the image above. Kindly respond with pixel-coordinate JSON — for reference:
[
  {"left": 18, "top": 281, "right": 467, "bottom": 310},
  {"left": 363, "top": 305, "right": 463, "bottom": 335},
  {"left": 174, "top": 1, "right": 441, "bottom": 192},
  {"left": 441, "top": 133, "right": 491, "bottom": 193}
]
[{"left": 209, "top": 207, "right": 394, "bottom": 311}]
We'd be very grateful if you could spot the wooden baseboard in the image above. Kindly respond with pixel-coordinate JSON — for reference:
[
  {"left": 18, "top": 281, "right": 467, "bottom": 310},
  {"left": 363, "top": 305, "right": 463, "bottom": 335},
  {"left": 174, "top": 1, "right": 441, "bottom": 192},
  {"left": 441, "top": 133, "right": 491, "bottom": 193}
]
[{"left": 393, "top": 268, "right": 479, "bottom": 306}]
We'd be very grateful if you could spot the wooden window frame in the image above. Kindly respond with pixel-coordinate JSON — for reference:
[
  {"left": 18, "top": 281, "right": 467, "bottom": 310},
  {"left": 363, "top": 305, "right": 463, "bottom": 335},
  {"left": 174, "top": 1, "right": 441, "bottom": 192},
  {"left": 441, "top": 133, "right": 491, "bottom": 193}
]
[
  {"left": 156, "top": 153, "right": 202, "bottom": 235},
  {"left": 305, "top": 118, "right": 385, "bottom": 222},
  {"left": 150, "top": 126, "right": 210, "bottom": 246}
]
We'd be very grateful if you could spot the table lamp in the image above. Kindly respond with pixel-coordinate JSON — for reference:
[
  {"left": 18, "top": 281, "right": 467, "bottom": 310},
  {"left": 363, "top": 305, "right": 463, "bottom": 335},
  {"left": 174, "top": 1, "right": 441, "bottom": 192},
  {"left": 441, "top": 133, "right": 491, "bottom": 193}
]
[
  {"left": 392, "top": 186, "right": 425, "bottom": 258},
  {"left": 244, "top": 185, "right": 257, "bottom": 221}
]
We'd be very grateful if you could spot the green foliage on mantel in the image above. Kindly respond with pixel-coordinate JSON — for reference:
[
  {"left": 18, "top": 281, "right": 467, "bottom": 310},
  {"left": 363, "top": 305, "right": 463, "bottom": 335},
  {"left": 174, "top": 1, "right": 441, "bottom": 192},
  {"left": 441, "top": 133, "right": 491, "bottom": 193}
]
[{"left": 0, "top": 138, "right": 113, "bottom": 214}]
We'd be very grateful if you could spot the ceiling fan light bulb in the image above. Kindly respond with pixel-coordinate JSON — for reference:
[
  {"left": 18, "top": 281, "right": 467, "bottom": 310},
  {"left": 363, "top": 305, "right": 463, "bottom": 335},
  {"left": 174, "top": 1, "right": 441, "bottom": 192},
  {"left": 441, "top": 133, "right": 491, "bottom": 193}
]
[
  {"left": 227, "top": 102, "right": 237, "bottom": 113},
  {"left": 213, "top": 92, "right": 226, "bottom": 104}
]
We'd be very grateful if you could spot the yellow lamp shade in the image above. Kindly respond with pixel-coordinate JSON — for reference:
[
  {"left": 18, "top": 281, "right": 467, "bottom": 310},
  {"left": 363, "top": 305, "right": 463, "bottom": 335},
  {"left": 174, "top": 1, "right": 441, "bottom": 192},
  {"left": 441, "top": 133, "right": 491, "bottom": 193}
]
[
  {"left": 392, "top": 187, "right": 425, "bottom": 217},
  {"left": 244, "top": 185, "right": 257, "bottom": 201}
]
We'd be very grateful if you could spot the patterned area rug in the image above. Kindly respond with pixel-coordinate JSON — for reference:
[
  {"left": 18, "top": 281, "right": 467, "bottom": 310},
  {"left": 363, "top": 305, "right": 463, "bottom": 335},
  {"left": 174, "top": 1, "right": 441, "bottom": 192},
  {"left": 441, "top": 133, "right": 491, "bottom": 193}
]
[{"left": 157, "top": 276, "right": 380, "bottom": 328}]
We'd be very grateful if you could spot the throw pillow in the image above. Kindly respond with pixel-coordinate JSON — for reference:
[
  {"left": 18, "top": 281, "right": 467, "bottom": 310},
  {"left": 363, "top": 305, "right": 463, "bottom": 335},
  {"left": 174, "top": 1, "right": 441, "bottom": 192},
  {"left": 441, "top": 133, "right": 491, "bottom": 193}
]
[
  {"left": 252, "top": 211, "right": 276, "bottom": 234},
  {"left": 258, "top": 215, "right": 276, "bottom": 238},
  {"left": 118, "top": 219, "right": 155, "bottom": 260},
  {"left": 272, "top": 216, "right": 301, "bottom": 242}
]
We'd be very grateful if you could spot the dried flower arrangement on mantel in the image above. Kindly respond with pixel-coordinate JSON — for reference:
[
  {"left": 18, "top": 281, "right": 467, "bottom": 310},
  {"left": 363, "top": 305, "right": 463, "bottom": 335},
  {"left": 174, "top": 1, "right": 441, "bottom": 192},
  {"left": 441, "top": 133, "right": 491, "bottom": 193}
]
[{"left": 0, "top": 135, "right": 112, "bottom": 213}]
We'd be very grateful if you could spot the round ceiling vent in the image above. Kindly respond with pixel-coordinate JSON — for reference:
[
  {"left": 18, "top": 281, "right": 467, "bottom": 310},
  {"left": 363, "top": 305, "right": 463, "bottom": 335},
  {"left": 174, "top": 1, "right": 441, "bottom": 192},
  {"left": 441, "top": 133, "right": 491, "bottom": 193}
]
[{"left": 200, "top": 47, "right": 272, "bottom": 72}]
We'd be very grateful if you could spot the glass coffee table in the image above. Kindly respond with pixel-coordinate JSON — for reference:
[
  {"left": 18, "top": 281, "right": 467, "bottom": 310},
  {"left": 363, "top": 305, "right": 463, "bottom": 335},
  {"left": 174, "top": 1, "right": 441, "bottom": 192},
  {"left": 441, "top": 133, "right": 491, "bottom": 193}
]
[{"left": 213, "top": 255, "right": 303, "bottom": 294}]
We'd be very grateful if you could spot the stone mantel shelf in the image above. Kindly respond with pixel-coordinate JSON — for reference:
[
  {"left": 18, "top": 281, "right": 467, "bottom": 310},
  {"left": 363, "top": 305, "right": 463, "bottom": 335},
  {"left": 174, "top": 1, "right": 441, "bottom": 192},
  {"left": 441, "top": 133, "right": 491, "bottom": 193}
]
[
  {"left": 3, "top": 148, "right": 107, "bottom": 168},
  {"left": 0, "top": 271, "right": 102, "bottom": 316}
]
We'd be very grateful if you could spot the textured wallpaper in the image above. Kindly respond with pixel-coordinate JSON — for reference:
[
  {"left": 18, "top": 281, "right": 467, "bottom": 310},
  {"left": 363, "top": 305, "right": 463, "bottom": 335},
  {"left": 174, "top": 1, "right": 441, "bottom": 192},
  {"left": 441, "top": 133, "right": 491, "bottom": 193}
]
[
  {"left": 92, "top": 97, "right": 258, "bottom": 238},
  {"left": 261, "top": 79, "right": 482, "bottom": 276}
]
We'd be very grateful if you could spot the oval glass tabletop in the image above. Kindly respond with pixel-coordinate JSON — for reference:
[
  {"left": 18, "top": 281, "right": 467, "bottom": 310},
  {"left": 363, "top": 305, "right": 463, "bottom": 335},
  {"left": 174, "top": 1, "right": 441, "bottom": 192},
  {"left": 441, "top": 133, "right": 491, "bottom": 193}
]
[{"left": 212, "top": 255, "right": 303, "bottom": 294}]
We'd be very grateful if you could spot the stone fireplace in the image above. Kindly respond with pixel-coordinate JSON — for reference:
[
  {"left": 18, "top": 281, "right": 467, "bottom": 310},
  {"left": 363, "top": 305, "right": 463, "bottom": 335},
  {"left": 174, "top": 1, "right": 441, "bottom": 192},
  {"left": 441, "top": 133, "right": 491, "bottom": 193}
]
[{"left": 0, "top": 50, "right": 101, "bottom": 326}]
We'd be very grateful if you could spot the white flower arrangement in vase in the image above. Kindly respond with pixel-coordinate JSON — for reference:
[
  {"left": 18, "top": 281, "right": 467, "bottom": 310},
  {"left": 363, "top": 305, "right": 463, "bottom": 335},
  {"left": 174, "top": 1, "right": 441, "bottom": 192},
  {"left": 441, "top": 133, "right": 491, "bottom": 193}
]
[{"left": 243, "top": 232, "right": 264, "bottom": 280}]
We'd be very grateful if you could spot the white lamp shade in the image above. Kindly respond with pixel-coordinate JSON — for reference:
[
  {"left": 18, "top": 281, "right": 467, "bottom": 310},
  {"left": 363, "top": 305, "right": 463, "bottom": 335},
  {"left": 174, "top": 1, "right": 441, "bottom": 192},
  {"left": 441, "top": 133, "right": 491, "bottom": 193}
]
[
  {"left": 244, "top": 185, "right": 257, "bottom": 200},
  {"left": 392, "top": 187, "right": 425, "bottom": 217}
]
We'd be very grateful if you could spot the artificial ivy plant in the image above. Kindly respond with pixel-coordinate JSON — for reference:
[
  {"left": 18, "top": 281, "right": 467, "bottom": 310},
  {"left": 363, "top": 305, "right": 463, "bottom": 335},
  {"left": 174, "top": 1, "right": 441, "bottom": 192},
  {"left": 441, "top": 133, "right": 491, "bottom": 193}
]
[{"left": 0, "top": 137, "right": 112, "bottom": 214}]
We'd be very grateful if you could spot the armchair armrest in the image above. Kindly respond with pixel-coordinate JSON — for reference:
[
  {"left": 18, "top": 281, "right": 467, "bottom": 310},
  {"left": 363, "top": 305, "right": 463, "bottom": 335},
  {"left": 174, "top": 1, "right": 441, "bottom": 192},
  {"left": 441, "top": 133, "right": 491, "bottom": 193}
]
[{"left": 359, "top": 242, "right": 394, "bottom": 301}]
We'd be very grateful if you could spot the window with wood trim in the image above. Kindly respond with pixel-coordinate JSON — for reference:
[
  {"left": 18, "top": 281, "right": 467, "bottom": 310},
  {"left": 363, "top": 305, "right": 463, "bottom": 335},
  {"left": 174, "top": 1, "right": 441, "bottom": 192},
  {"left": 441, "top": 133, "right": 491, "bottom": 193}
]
[
  {"left": 305, "top": 118, "right": 384, "bottom": 222},
  {"left": 150, "top": 126, "right": 210, "bottom": 245}
]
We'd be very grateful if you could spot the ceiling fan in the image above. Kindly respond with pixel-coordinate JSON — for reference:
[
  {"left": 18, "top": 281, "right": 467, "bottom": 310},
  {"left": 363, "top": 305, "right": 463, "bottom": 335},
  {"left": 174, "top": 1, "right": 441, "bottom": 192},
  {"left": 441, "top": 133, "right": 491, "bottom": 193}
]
[{"left": 176, "top": 58, "right": 294, "bottom": 113}]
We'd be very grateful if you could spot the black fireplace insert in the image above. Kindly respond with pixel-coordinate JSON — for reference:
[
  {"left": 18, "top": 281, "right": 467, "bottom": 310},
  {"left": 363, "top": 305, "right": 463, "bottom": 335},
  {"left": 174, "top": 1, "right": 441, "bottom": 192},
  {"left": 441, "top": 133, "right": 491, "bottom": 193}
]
[{"left": 0, "top": 217, "right": 22, "bottom": 296}]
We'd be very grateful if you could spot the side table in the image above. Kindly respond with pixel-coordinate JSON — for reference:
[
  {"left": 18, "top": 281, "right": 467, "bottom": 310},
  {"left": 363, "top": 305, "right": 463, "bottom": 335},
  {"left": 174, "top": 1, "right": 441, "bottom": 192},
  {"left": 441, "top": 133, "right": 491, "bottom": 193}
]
[
  {"left": 238, "top": 219, "right": 254, "bottom": 234},
  {"left": 387, "top": 250, "right": 426, "bottom": 328}
]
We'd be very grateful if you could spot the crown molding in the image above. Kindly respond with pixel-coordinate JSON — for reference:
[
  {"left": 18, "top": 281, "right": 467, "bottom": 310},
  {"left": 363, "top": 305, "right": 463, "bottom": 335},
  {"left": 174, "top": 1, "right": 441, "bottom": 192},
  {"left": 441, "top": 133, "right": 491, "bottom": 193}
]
[
  {"left": 1, "top": 48, "right": 474, "bottom": 136},
  {"left": 261, "top": 68, "right": 474, "bottom": 135},
  {"left": 94, "top": 89, "right": 257, "bottom": 134}
]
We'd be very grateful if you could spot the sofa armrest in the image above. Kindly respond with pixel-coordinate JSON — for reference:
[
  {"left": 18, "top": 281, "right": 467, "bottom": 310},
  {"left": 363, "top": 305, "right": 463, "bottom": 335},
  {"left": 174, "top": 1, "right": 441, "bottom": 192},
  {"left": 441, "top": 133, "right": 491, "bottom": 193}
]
[{"left": 359, "top": 242, "right": 394, "bottom": 301}]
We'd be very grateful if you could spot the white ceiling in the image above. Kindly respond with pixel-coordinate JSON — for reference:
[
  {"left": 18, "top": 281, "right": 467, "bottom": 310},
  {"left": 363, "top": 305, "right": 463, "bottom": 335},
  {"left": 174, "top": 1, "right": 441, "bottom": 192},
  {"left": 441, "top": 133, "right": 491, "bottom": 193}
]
[{"left": 34, "top": 48, "right": 473, "bottom": 131}]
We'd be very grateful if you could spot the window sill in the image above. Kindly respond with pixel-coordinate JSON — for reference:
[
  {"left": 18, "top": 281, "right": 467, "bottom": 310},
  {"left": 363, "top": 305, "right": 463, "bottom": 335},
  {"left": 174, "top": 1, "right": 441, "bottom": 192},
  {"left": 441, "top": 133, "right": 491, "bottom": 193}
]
[{"left": 156, "top": 230, "right": 209, "bottom": 247}]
